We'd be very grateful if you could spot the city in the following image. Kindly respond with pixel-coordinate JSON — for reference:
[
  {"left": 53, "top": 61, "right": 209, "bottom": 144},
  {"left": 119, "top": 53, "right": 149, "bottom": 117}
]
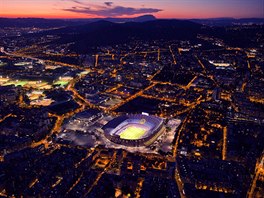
[{"left": 0, "top": 0, "right": 264, "bottom": 197}]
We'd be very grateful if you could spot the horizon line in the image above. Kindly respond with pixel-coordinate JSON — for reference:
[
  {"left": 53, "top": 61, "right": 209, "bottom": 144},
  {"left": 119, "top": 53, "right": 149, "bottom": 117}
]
[{"left": 0, "top": 16, "right": 264, "bottom": 20}]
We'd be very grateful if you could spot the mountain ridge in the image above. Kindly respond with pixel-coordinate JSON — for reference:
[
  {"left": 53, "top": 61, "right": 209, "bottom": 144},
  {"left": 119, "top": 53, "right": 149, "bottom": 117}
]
[
  {"left": 0, "top": 15, "right": 157, "bottom": 28},
  {"left": 44, "top": 19, "right": 202, "bottom": 53},
  {"left": 1, "top": 16, "right": 263, "bottom": 28}
]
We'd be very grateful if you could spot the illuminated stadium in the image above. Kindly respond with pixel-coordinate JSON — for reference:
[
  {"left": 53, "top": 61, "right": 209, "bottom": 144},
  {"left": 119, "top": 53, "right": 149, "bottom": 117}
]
[{"left": 103, "top": 114, "right": 165, "bottom": 147}]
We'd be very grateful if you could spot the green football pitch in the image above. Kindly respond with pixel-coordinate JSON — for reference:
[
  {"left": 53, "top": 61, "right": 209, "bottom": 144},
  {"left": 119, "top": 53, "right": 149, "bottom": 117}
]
[{"left": 119, "top": 126, "right": 146, "bottom": 140}]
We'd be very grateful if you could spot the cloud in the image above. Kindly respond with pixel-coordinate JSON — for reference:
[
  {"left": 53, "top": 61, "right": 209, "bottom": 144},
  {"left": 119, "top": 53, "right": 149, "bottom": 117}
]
[
  {"left": 60, "top": 0, "right": 81, "bottom": 3},
  {"left": 63, "top": 5, "right": 162, "bottom": 17},
  {"left": 72, "top": 0, "right": 82, "bottom": 4},
  {"left": 104, "top": 2, "right": 113, "bottom": 7}
]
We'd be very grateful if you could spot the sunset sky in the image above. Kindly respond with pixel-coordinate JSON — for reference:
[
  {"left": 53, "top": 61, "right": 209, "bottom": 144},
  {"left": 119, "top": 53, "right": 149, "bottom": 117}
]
[{"left": 0, "top": 0, "right": 263, "bottom": 19}]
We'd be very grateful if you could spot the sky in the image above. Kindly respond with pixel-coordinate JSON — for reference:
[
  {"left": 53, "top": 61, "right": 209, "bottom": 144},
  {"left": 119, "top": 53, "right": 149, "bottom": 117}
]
[{"left": 0, "top": 0, "right": 263, "bottom": 19}]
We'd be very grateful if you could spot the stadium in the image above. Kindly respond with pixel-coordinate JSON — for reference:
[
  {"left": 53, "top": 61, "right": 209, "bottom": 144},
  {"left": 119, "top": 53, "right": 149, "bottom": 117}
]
[{"left": 103, "top": 114, "right": 165, "bottom": 147}]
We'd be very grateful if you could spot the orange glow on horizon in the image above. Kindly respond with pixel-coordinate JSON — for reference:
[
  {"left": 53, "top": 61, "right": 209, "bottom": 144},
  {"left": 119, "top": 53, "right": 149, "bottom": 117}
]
[
  {"left": 0, "top": 13, "right": 99, "bottom": 19},
  {"left": 1, "top": 13, "right": 256, "bottom": 20},
  {"left": 1, "top": 12, "right": 261, "bottom": 20},
  {"left": 0, "top": 0, "right": 263, "bottom": 19}
]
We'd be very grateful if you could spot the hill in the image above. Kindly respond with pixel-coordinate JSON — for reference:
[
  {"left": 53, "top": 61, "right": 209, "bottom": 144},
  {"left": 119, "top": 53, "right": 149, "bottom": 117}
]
[
  {"left": 46, "top": 19, "right": 202, "bottom": 53},
  {"left": 0, "top": 15, "right": 157, "bottom": 28}
]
